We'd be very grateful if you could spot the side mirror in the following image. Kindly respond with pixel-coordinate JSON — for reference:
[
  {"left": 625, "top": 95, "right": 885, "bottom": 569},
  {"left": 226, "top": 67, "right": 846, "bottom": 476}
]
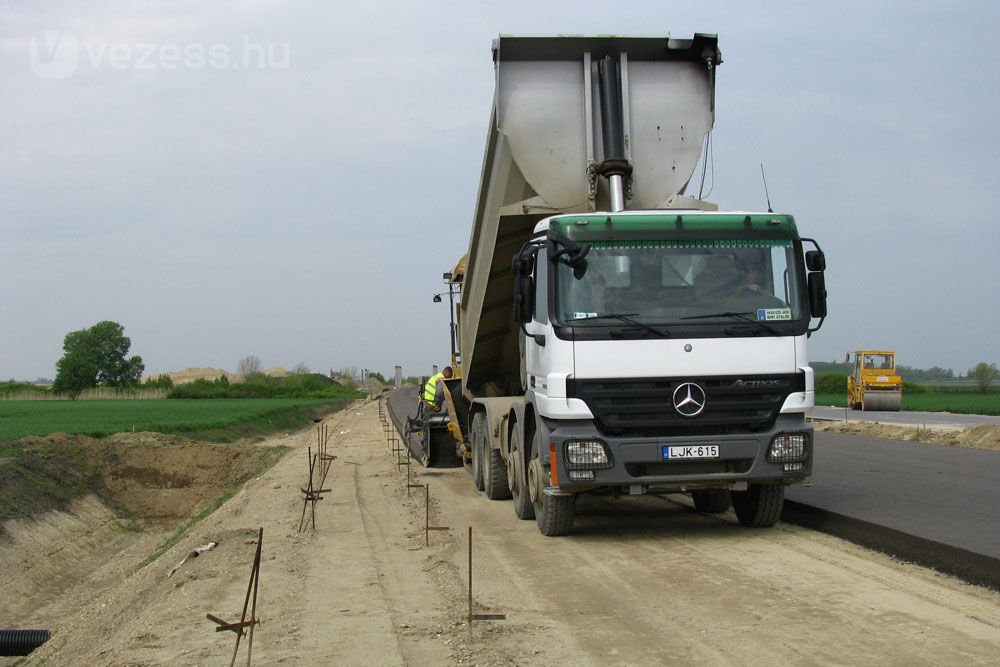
[
  {"left": 806, "top": 249, "right": 826, "bottom": 271},
  {"left": 514, "top": 274, "right": 534, "bottom": 323},
  {"left": 512, "top": 242, "right": 541, "bottom": 324},
  {"left": 808, "top": 271, "right": 827, "bottom": 318}
]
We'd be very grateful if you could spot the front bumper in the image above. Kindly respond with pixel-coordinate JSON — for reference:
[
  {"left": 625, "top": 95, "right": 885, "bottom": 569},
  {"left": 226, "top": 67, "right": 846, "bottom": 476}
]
[{"left": 543, "top": 413, "right": 812, "bottom": 494}]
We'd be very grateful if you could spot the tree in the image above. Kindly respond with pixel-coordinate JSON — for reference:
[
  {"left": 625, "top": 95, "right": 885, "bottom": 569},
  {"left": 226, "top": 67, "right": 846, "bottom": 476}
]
[
  {"left": 237, "top": 355, "right": 264, "bottom": 383},
  {"left": 969, "top": 362, "right": 998, "bottom": 393},
  {"left": 53, "top": 321, "right": 144, "bottom": 395}
]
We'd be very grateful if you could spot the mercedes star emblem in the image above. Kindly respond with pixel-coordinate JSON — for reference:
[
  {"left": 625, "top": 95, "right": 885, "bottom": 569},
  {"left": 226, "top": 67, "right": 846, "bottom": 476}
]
[{"left": 673, "top": 382, "right": 707, "bottom": 417}]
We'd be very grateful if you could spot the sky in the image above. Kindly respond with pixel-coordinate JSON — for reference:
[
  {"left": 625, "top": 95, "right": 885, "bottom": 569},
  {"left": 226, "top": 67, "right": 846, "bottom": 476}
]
[{"left": 2, "top": 1, "right": 999, "bottom": 382}]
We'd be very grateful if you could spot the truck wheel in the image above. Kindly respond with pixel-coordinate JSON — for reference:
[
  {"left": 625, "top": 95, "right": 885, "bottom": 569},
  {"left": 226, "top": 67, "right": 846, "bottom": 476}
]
[
  {"left": 529, "top": 435, "right": 575, "bottom": 535},
  {"left": 509, "top": 427, "right": 535, "bottom": 520},
  {"left": 482, "top": 424, "right": 511, "bottom": 500},
  {"left": 471, "top": 413, "right": 485, "bottom": 492},
  {"left": 691, "top": 489, "right": 731, "bottom": 513},
  {"left": 732, "top": 484, "right": 784, "bottom": 527}
]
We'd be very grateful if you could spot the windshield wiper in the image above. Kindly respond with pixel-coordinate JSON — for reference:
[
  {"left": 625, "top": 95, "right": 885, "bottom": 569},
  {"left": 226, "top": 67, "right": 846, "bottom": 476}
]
[
  {"left": 680, "top": 311, "right": 780, "bottom": 336},
  {"left": 568, "top": 312, "right": 670, "bottom": 338}
]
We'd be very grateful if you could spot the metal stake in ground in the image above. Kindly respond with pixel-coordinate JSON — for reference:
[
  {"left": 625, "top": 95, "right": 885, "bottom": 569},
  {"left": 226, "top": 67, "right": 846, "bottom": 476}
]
[
  {"left": 299, "top": 447, "right": 331, "bottom": 532},
  {"left": 406, "top": 446, "right": 424, "bottom": 497},
  {"left": 317, "top": 424, "right": 335, "bottom": 473},
  {"left": 467, "top": 526, "right": 506, "bottom": 627},
  {"left": 424, "top": 484, "right": 449, "bottom": 546},
  {"left": 396, "top": 431, "right": 409, "bottom": 471},
  {"left": 316, "top": 425, "right": 337, "bottom": 492},
  {"left": 206, "top": 527, "right": 264, "bottom": 667}
]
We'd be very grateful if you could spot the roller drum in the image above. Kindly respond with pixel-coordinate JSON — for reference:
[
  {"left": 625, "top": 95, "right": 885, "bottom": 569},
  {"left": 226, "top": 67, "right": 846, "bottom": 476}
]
[{"left": 862, "top": 392, "right": 902, "bottom": 412}]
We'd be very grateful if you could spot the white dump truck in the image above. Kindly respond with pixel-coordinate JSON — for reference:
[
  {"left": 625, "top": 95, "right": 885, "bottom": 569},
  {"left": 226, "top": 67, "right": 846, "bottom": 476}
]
[{"left": 428, "top": 34, "right": 827, "bottom": 535}]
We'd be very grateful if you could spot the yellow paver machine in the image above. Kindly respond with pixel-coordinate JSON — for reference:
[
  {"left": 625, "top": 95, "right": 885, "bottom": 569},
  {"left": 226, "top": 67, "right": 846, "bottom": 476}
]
[{"left": 848, "top": 350, "right": 903, "bottom": 411}]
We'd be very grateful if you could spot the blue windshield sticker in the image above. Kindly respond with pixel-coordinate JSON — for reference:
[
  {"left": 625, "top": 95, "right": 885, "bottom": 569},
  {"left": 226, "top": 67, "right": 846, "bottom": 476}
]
[{"left": 757, "top": 308, "right": 792, "bottom": 321}]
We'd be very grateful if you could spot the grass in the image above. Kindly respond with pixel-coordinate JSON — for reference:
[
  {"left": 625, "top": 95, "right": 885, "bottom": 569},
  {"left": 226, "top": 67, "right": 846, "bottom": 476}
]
[
  {"left": 815, "top": 392, "right": 1000, "bottom": 416},
  {"left": 0, "top": 397, "right": 360, "bottom": 442}
]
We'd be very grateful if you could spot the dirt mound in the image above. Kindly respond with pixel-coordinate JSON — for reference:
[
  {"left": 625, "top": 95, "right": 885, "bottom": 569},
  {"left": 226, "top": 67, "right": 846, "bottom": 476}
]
[
  {"left": 159, "top": 367, "right": 234, "bottom": 385},
  {"left": 814, "top": 421, "right": 1000, "bottom": 451},
  {"left": 149, "top": 366, "right": 303, "bottom": 385}
]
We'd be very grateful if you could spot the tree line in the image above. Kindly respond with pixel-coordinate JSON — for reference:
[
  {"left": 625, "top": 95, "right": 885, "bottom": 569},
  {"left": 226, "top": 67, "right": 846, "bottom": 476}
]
[{"left": 42, "top": 321, "right": 1000, "bottom": 396}]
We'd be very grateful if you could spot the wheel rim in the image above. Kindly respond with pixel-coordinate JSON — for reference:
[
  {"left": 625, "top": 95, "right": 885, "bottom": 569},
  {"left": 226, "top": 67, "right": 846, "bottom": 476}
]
[
  {"left": 527, "top": 458, "right": 541, "bottom": 505},
  {"left": 507, "top": 453, "right": 518, "bottom": 493}
]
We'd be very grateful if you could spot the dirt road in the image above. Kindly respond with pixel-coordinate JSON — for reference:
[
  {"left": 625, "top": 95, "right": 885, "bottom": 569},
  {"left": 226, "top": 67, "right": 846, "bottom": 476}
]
[{"left": 5, "top": 395, "right": 1000, "bottom": 665}]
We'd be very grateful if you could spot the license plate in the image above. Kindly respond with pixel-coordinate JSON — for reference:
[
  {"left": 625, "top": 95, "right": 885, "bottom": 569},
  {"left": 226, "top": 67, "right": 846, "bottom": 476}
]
[{"left": 663, "top": 445, "right": 720, "bottom": 460}]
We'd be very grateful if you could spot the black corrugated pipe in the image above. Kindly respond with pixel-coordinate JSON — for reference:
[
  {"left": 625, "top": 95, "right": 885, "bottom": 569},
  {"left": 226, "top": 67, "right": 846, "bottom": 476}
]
[
  {"left": 0, "top": 629, "right": 51, "bottom": 657},
  {"left": 597, "top": 55, "right": 624, "bottom": 162}
]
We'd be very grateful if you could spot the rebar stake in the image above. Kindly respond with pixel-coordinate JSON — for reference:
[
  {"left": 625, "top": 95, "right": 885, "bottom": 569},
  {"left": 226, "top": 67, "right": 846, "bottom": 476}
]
[
  {"left": 207, "top": 527, "right": 264, "bottom": 667},
  {"left": 424, "top": 484, "right": 449, "bottom": 546},
  {"left": 299, "top": 447, "right": 331, "bottom": 532},
  {"left": 467, "top": 526, "right": 506, "bottom": 627},
  {"left": 406, "top": 446, "right": 424, "bottom": 496}
]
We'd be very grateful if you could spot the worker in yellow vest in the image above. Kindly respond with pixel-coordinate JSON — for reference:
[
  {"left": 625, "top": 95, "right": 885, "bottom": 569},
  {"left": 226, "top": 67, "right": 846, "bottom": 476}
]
[{"left": 421, "top": 366, "right": 453, "bottom": 415}]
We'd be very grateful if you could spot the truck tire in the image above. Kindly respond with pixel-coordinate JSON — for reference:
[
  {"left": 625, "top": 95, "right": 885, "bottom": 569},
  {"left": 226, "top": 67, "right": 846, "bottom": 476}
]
[
  {"left": 482, "top": 423, "right": 511, "bottom": 500},
  {"left": 691, "top": 489, "right": 731, "bottom": 513},
  {"left": 529, "top": 434, "right": 575, "bottom": 535},
  {"left": 509, "top": 427, "right": 535, "bottom": 520},
  {"left": 732, "top": 483, "right": 784, "bottom": 527},
  {"left": 471, "top": 413, "right": 485, "bottom": 492}
]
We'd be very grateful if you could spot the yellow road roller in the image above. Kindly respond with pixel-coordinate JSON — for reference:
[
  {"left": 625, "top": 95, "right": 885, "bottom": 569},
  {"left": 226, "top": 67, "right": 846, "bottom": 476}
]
[{"left": 848, "top": 350, "right": 903, "bottom": 411}]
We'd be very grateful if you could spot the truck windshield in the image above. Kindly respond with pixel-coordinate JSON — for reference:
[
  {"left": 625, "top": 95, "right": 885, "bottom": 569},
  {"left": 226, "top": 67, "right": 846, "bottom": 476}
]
[{"left": 554, "top": 240, "right": 803, "bottom": 326}]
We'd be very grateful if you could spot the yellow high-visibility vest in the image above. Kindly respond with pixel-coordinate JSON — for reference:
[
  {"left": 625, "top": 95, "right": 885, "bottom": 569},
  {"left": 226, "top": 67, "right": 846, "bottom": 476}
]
[{"left": 423, "top": 372, "right": 445, "bottom": 407}]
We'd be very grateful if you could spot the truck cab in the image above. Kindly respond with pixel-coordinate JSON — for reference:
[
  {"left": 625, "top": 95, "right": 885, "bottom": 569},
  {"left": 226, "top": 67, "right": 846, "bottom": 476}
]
[{"left": 508, "top": 211, "right": 825, "bottom": 532}]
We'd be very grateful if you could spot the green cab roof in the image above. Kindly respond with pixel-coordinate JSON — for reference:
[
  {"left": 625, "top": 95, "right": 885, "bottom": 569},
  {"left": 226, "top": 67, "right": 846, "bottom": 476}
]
[{"left": 548, "top": 212, "right": 800, "bottom": 241}]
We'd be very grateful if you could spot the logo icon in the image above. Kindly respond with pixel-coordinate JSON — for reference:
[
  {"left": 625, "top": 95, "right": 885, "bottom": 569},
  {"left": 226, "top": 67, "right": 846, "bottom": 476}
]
[
  {"left": 30, "top": 30, "right": 79, "bottom": 79},
  {"left": 673, "top": 382, "right": 706, "bottom": 418}
]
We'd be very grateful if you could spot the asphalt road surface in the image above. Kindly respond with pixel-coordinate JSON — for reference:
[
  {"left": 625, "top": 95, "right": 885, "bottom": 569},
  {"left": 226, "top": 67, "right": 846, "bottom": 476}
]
[{"left": 786, "top": 432, "right": 999, "bottom": 566}]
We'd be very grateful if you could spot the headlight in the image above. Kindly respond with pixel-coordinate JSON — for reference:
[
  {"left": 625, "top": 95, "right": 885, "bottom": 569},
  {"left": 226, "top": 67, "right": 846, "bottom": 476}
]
[
  {"left": 565, "top": 440, "right": 613, "bottom": 469},
  {"left": 767, "top": 433, "right": 808, "bottom": 463}
]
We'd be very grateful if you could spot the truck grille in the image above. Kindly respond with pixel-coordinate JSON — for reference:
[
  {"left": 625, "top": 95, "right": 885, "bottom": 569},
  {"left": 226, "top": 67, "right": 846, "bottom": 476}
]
[{"left": 567, "top": 374, "right": 805, "bottom": 437}]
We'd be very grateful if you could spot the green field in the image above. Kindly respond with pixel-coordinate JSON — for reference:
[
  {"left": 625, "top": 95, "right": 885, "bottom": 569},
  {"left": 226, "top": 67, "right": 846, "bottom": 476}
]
[
  {"left": 815, "top": 393, "right": 1000, "bottom": 416},
  {"left": 0, "top": 397, "right": 358, "bottom": 442}
]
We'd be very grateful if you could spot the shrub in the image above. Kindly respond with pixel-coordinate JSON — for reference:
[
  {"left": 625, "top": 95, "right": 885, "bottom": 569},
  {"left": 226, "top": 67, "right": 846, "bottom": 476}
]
[
  {"left": 167, "top": 374, "right": 363, "bottom": 401},
  {"left": 0, "top": 381, "right": 50, "bottom": 398},
  {"left": 143, "top": 374, "right": 174, "bottom": 389},
  {"left": 815, "top": 372, "right": 848, "bottom": 395}
]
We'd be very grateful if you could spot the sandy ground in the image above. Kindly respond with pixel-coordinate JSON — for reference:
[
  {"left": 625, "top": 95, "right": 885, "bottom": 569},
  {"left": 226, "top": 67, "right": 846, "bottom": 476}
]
[
  {"left": 814, "top": 420, "right": 1000, "bottom": 451},
  {"left": 3, "top": 396, "right": 1000, "bottom": 665}
]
